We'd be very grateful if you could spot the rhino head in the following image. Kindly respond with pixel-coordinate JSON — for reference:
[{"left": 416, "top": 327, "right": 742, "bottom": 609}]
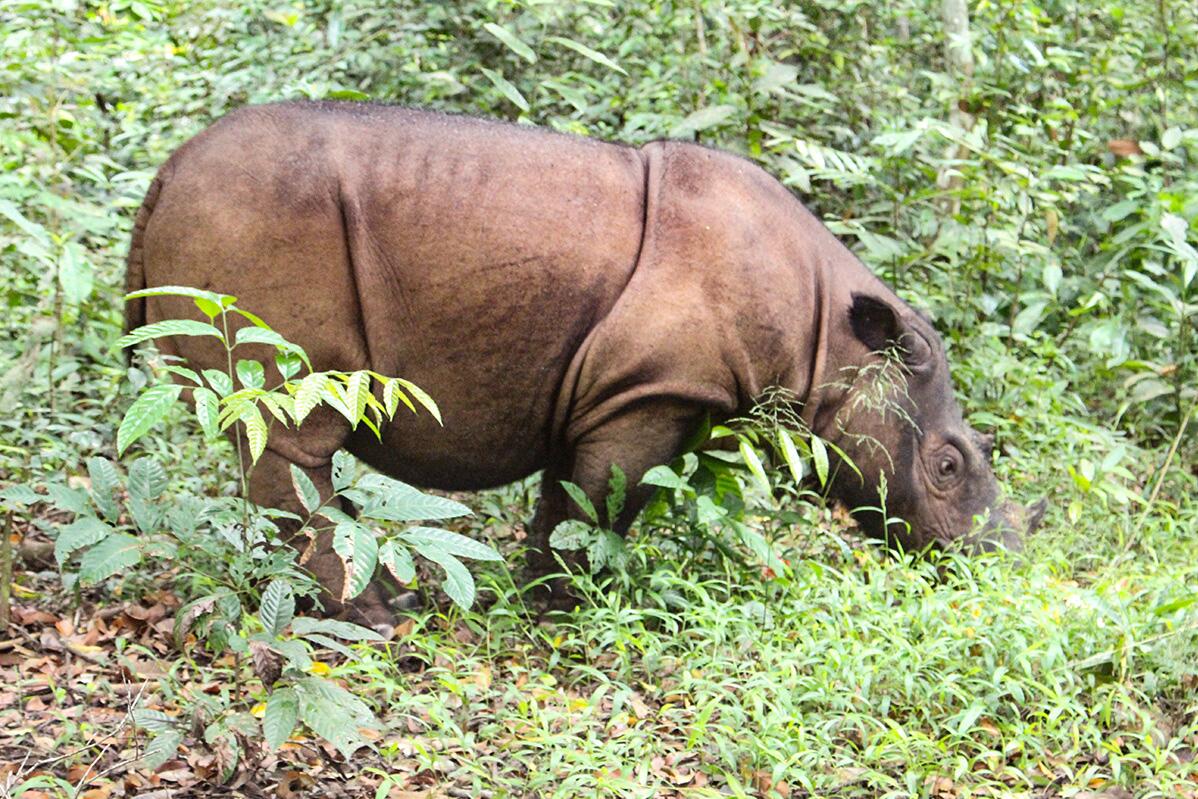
[{"left": 815, "top": 292, "right": 1042, "bottom": 553}]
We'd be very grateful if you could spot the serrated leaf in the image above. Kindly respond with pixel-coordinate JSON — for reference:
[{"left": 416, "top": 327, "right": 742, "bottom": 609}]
[
  {"left": 483, "top": 22, "right": 536, "bottom": 62},
  {"left": 546, "top": 35, "right": 627, "bottom": 75},
  {"left": 549, "top": 519, "right": 592, "bottom": 551},
  {"left": 236, "top": 359, "right": 265, "bottom": 389},
  {"left": 78, "top": 532, "right": 141, "bottom": 584},
  {"left": 118, "top": 384, "right": 183, "bottom": 455},
  {"left": 378, "top": 540, "right": 416, "bottom": 584},
  {"left": 86, "top": 457, "right": 121, "bottom": 522},
  {"left": 290, "top": 617, "right": 385, "bottom": 641},
  {"left": 559, "top": 480, "right": 598, "bottom": 523},
  {"left": 333, "top": 521, "right": 378, "bottom": 601},
  {"left": 294, "top": 372, "right": 328, "bottom": 423},
  {"left": 259, "top": 580, "right": 295, "bottom": 637},
  {"left": 263, "top": 687, "right": 299, "bottom": 750},
  {"left": 290, "top": 465, "right": 321, "bottom": 513},
  {"left": 479, "top": 67, "right": 529, "bottom": 111},
  {"left": 54, "top": 516, "right": 113, "bottom": 565},
  {"left": 239, "top": 403, "right": 269, "bottom": 463},
  {"left": 401, "top": 526, "right": 502, "bottom": 562},
  {"left": 115, "top": 319, "right": 224, "bottom": 349},
  {"left": 345, "top": 371, "right": 369, "bottom": 425}
]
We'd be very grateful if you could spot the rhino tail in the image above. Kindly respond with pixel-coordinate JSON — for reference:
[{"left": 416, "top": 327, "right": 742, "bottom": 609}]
[{"left": 122, "top": 171, "right": 165, "bottom": 360}]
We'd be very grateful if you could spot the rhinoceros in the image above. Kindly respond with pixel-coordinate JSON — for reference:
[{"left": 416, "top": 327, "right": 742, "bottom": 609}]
[{"left": 124, "top": 102, "right": 1037, "bottom": 624}]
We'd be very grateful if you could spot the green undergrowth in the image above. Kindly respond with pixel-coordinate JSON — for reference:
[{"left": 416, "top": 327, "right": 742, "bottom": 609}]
[{"left": 326, "top": 505, "right": 1198, "bottom": 798}]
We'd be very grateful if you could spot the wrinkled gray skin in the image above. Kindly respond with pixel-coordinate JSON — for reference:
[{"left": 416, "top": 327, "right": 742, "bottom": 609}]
[{"left": 124, "top": 102, "right": 1037, "bottom": 625}]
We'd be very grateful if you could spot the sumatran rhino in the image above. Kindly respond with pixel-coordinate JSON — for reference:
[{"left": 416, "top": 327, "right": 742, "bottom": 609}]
[{"left": 124, "top": 102, "right": 1038, "bottom": 624}]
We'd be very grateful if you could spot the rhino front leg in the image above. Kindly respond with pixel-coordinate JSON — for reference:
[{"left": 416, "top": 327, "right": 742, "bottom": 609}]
[
  {"left": 248, "top": 448, "right": 398, "bottom": 632},
  {"left": 527, "top": 400, "right": 705, "bottom": 592}
]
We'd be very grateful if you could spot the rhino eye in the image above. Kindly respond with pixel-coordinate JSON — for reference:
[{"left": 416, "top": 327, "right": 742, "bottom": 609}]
[{"left": 932, "top": 446, "right": 964, "bottom": 485}]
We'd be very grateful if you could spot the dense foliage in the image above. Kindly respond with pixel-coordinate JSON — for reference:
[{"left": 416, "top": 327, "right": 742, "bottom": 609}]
[{"left": 1, "top": 1, "right": 1195, "bottom": 797}]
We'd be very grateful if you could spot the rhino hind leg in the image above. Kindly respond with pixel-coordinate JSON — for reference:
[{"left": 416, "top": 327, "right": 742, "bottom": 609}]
[
  {"left": 526, "top": 400, "right": 705, "bottom": 603},
  {"left": 248, "top": 446, "right": 398, "bottom": 632}
]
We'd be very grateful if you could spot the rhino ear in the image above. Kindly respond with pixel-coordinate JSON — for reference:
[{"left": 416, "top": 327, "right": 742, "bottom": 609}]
[
  {"left": 848, "top": 293, "right": 931, "bottom": 366},
  {"left": 849, "top": 293, "right": 902, "bottom": 353}
]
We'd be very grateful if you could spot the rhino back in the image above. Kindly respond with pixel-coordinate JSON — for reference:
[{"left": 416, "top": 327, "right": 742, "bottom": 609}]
[{"left": 142, "top": 102, "right": 647, "bottom": 489}]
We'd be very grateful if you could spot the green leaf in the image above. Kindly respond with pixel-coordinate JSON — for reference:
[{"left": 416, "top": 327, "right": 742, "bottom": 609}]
[
  {"left": 295, "top": 676, "right": 378, "bottom": 758},
  {"left": 811, "top": 435, "right": 830, "bottom": 487},
  {"left": 354, "top": 474, "right": 471, "bottom": 521},
  {"left": 194, "top": 296, "right": 222, "bottom": 319},
  {"left": 54, "top": 516, "right": 113, "bottom": 565},
  {"left": 738, "top": 440, "right": 773, "bottom": 496},
  {"left": 115, "top": 319, "right": 224, "bottom": 349},
  {"left": 331, "top": 450, "right": 355, "bottom": 491},
  {"left": 236, "top": 359, "right": 265, "bottom": 389},
  {"left": 560, "top": 480, "right": 598, "bottom": 523},
  {"left": 0, "top": 198, "right": 51, "bottom": 245},
  {"left": 58, "top": 245, "right": 93, "bottom": 305},
  {"left": 777, "top": 430, "right": 805, "bottom": 485},
  {"left": 234, "top": 326, "right": 288, "bottom": 349},
  {"left": 78, "top": 533, "right": 142, "bottom": 584},
  {"left": 193, "top": 386, "right": 220, "bottom": 439},
  {"left": 44, "top": 483, "right": 89, "bottom": 514},
  {"left": 289, "top": 465, "right": 321, "bottom": 513},
  {"left": 546, "top": 35, "right": 627, "bottom": 75},
  {"left": 239, "top": 403, "right": 269, "bottom": 463},
  {"left": 139, "top": 729, "right": 183, "bottom": 770},
  {"left": 395, "top": 379, "right": 441, "bottom": 424},
  {"left": 276, "top": 351, "right": 302, "bottom": 380},
  {"left": 259, "top": 580, "right": 295, "bottom": 637},
  {"left": 333, "top": 521, "right": 379, "bottom": 601},
  {"left": 86, "top": 457, "right": 121, "bottom": 522},
  {"left": 413, "top": 544, "right": 474, "bottom": 609},
  {"left": 483, "top": 22, "right": 536, "bottom": 63},
  {"left": 126, "top": 285, "right": 235, "bottom": 306},
  {"left": 479, "top": 67, "right": 529, "bottom": 111},
  {"left": 263, "top": 687, "right": 299, "bottom": 750},
  {"left": 378, "top": 540, "right": 416, "bottom": 584},
  {"left": 640, "top": 465, "right": 690, "bottom": 491},
  {"left": 670, "top": 105, "right": 737, "bottom": 138},
  {"left": 294, "top": 372, "right": 328, "bottom": 423},
  {"left": 549, "top": 519, "right": 592, "bottom": 551},
  {"left": 401, "top": 526, "right": 502, "bottom": 562},
  {"left": 290, "top": 617, "right": 385, "bottom": 641},
  {"left": 117, "top": 383, "right": 183, "bottom": 455},
  {"left": 605, "top": 464, "right": 626, "bottom": 525},
  {"left": 345, "top": 372, "right": 369, "bottom": 424},
  {"left": 127, "top": 457, "right": 167, "bottom": 503},
  {"left": 0, "top": 484, "right": 40, "bottom": 507},
  {"left": 202, "top": 368, "right": 234, "bottom": 397}
]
